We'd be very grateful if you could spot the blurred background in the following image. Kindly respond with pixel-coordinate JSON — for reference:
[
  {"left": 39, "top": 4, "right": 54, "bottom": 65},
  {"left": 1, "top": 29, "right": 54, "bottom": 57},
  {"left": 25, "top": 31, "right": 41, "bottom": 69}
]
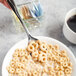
[{"left": 0, "top": 0, "right": 76, "bottom": 75}]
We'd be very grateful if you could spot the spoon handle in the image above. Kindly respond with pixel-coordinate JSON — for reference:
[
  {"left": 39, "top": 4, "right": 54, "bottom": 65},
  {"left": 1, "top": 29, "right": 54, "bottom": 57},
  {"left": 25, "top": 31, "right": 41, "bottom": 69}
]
[{"left": 7, "top": 0, "right": 30, "bottom": 36}]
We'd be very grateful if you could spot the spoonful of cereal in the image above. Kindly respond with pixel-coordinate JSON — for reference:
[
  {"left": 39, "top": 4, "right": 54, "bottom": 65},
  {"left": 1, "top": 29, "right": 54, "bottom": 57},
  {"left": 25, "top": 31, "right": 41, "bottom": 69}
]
[{"left": 7, "top": 0, "right": 38, "bottom": 43}]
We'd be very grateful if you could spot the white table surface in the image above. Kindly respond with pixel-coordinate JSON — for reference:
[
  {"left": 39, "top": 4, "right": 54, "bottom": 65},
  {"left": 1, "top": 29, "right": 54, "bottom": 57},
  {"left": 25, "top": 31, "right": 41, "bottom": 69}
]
[{"left": 0, "top": 0, "right": 76, "bottom": 75}]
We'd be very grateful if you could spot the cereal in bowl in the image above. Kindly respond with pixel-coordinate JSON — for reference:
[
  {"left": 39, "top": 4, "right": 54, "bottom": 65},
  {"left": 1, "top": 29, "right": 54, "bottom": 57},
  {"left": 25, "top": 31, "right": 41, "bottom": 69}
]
[{"left": 7, "top": 40, "right": 73, "bottom": 76}]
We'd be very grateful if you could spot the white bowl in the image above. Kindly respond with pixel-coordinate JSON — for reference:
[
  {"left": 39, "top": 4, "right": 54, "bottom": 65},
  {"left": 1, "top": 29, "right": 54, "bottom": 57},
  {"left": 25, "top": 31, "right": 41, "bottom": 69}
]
[
  {"left": 2, "top": 36, "right": 76, "bottom": 76},
  {"left": 63, "top": 8, "right": 76, "bottom": 44}
]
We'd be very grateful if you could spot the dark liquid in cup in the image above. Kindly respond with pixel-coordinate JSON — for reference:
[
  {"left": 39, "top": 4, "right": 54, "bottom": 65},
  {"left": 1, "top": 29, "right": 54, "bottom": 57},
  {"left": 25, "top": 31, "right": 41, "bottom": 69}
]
[{"left": 67, "top": 15, "right": 76, "bottom": 32}]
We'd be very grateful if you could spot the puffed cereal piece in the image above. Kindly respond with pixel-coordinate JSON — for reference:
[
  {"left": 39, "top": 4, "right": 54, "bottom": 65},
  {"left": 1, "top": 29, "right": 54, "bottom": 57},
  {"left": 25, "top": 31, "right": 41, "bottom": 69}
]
[
  {"left": 28, "top": 71, "right": 32, "bottom": 76},
  {"left": 53, "top": 56, "right": 60, "bottom": 62},
  {"left": 36, "top": 40, "right": 42, "bottom": 45},
  {"left": 59, "top": 66, "right": 64, "bottom": 71},
  {"left": 51, "top": 47, "right": 56, "bottom": 51},
  {"left": 64, "top": 68, "right": 72, "bottom": 74},
  {"left": 62, "top": 62, "right": 68, "bottom": 68},
  {"left": 48, "top": 49, "right": 52, "bottom": 55},
  {"left": 13, "top": 51, "right": 19, "bottom": 57},
  {"left": 12, "top": 57, "right": 19, "bottom": 62},
  {"left": 58, "top": 57, "right": 65, "bottom": 63},
  {"left": 65, "top": 57, "right": 70, "bottom": 62},
  {"left": 24, "top": 51, "right": 29, "bottom": 58},
  {"left": 60, "top": 50, "right": 66, "bottom": 53},
  {"left": 48, "top": 71, "right": 56, "bottom": 76},
  {"left": 9, "top": 60, "right": 15, "bottom": 68},
  {"left": 16, "top": 62, "right": 25, "bottom": 69},
  {"left": 38, "top": 52, "right": 47, "bottom": 63},
  {"left": 62, "top": 57, "right": 69, "bottom": 62},
  {"left": 32, "top": 51, "right": 38, "bottom": 58},
  {"left": 49, "top": 61, "right": 54, "bottom": 66},
  {"left": 15, "top": 49, "right": 20, "bottom": 52},
  {"left": 29, "top": 40, "right": 35, "bottom": 45},
  {"left": 48, "top": 66, "right": 54, "bottom": 72},
  {"left": 43, "top": 50, "right": 47, "bottom": 53},
  {"left": 18, "top": 71, "right": 28, "bottom": 76},
  {"left": 32, "top": 42, "right": 38, "bottom": 49},
  {"left": 16, "top": 68, "right": 22, "bottom": 74},
  {"left": 38, "top": 51, "right": 45, "bottom": 56},
  {"left": 54, "top": 63, "right": 59, "bottom": 71},
  {"left": 57, "top": 71, "right": 64, "bottom": 76},
  {"left": 30, "top": 40, "right": 39, "bottom": 49},
  {"left": 7, "top": 66, "right": 15, "bottom": 74},
  {"left": 54, "top": 45, "right": 59, "bottom": 50},
  {"left": 38, "top": 51, "right": 42, "bottom": 54},
  {"left": 47, "top": 53, "right": 54, "bottom": 61},
  {"left": 60, "top": 57, "right": 67, "bottom": 62},
  {"left": 43, "top": 67, "right": 48, "bottom": 73},
  {"left": 60, "top": 50, "right": 67, "bottom": 57},
  {"left": 20, "top": 57, "right": 27, "bottom": 63},
  {"left": 32, "top": 70, "right": 38, "bottom": 76},
  {"left": 27, "top": 54, "right": 32, "bottom": 60},
  {"left": 68, "top": 62, "right": 72, "bottom": 67},
  {"left": 52, "top": 50, "right": 60, "bottom": 56},
  {"left": 27, "top": 44, "right": 35, "bottom": 52},
  {"left": 40, "top": 43, "right": 47, "bottom": 51},
  {"left": 21, "top": 71, "right": 28, "bottom": 76},
  {"left": 36, "top": 65, "right": 42, "bottom": 72},
  {"left": 18, "top": 49, "right": 25, "bottom": 57},
  {"left": 6, "top": 66, "right": 11, "bottom": 72},
  {"left": 47, "top": 44, "right": 53, "bottom": 50},
  {"left": 32, "top": 57, "right": 38, "bottom": 61}
]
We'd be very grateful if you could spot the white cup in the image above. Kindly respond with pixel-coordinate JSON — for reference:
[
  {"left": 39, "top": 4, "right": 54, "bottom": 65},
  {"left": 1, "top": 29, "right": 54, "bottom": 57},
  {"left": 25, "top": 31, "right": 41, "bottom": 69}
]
[{"left": 63, "top": 8, "right": 76, "bottom": 44}]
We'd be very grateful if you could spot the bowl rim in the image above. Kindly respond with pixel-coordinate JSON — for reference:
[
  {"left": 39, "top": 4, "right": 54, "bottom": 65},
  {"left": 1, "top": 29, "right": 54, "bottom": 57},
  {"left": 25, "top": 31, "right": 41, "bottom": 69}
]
[{"left": 2, "top": 36, "right": 76, "bottom": 76}]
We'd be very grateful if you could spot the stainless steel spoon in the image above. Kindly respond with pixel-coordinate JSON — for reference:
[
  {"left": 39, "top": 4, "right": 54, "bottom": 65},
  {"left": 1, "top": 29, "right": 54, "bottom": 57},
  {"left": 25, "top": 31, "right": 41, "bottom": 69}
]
[{"left": 7, "top": 0, "right": 38, "bottom": 43}]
